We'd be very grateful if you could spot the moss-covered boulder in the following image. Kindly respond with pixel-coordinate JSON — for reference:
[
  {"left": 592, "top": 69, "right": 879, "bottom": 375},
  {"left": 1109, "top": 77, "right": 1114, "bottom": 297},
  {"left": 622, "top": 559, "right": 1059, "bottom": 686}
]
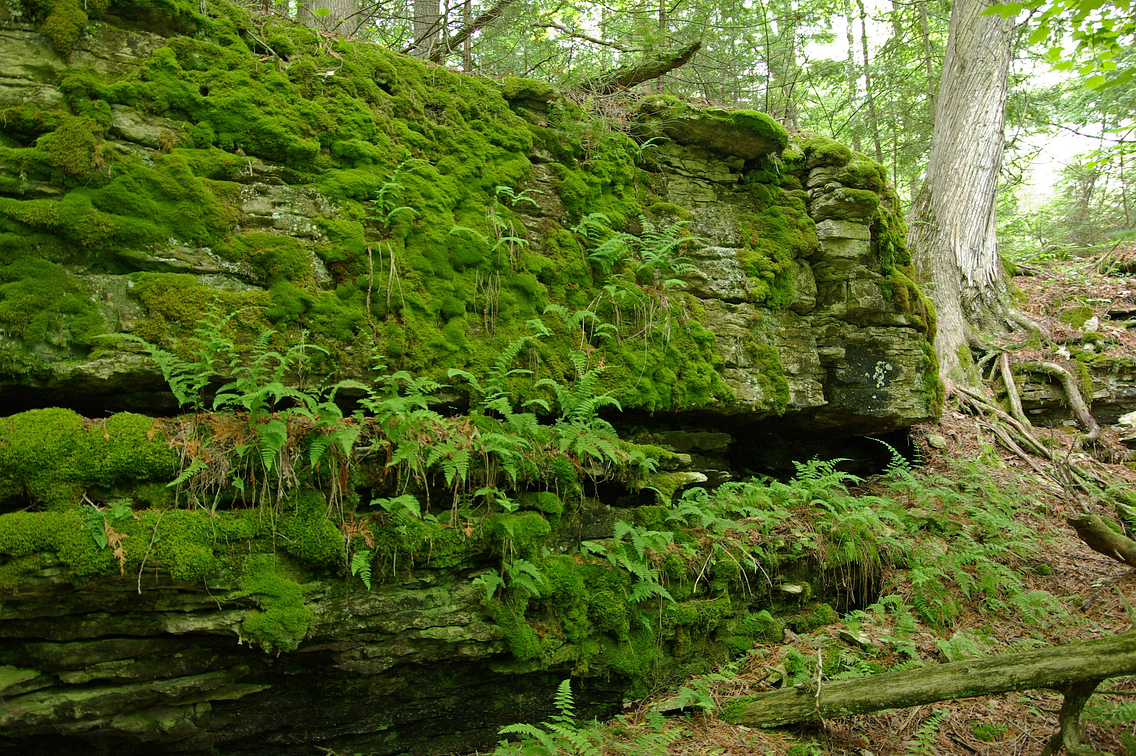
[{"left": 0, "top": 0, "right": 938, "bottom": 433}]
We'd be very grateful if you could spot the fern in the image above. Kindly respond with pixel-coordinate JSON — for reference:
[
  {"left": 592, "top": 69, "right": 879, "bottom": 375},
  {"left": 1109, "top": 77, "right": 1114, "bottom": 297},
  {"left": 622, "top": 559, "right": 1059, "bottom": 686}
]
[
  {"left": 504, "top": 558, "right": 549, "bottom": 598},
  {"left": 496, "top": 680, "right": 600, "bottom": 756},
  {"left": 350, "top": 549, "right": 374, "bottom": 590},
  {"left": 473, "top": 569, "right": 507, "bottom": 601},
  {"left": 167, "top": 457, "right": 208, "bottom": 489},
  {"left": 255, "top": 418, "right": 289, "bottom": 473},
  {"left": 906, "top": 710, "right": 948, "bottom": 756}
]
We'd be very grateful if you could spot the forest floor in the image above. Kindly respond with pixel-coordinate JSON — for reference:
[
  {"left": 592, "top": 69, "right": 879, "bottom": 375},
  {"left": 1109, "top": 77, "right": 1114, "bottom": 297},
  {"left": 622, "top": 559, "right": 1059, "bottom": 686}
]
[{"left": 602, "top": 253, "right": 1136, "bottom": 756}]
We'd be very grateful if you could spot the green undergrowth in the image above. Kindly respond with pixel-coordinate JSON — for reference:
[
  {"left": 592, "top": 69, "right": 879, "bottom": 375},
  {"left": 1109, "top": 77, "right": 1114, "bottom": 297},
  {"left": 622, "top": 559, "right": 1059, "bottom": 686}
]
[
  {"left": 0, "top": 390, "right": 1076, "bottom": 696},
  {"left": 0, "top": 0, "right": 929, "bottom": 417}
]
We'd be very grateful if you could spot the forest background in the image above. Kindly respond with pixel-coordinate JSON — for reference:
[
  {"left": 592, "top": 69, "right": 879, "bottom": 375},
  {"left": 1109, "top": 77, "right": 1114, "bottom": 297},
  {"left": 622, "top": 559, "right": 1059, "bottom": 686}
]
[{"left": 280, "top": 0, "right": 1134, "bottom": 263}]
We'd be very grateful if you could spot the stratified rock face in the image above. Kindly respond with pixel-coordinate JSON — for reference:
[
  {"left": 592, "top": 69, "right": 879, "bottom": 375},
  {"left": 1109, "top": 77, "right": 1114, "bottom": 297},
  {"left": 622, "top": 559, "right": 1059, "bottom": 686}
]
[
  {"left": 0, "top": 565, "right": 577, "bottom": 756},
  {"left": 0, "top": 7, "right": 934, "bottom": 750},
  {"left": 0, "top": 0, "right": 939, "bottom": 432}
]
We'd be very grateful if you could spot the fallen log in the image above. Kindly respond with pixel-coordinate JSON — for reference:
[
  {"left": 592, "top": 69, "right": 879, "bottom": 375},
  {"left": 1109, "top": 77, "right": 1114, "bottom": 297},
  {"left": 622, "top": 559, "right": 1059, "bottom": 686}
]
[{"left": 721, "top": 631, "right": 1136, "bottom": 749}]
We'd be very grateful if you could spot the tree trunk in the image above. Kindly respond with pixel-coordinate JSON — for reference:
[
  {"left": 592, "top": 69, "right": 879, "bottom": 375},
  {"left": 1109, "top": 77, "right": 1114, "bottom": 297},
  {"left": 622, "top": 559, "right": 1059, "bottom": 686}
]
[
  {"left": 767, "top": 0, "right": 800, "bottom": 129},
  {"left": 906, "top": 0, "right": 1015, "bottom": 385},
  {"left": 411, "top": 0, "right": 442, "bottom": 58},
  {"left": 462, "top": 0, "right": 472, "bottom": 71},
  {"left": 296, "top": 0, "right": 358, "bottom": 34},
  {"left": 919, "top": 0, "right": 937, "bottom": 119},
  {"left": 857, "top": 0, "right": 883, "bottom": 163},
  {"left": 720, "top": 631, "right": 1136, "bottom": 728},
  {"left": 844, "top": 0, "right": 861, "bottom": 153}
]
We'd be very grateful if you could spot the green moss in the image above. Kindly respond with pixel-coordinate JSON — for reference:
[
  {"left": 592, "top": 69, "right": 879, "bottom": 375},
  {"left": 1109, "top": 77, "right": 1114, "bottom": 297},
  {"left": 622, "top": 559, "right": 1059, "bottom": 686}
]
[
  {"left": 500, "top": 77, "right": 557, "bottom": 103},
  {"left": 0, "top": 409, "right": 176, "bottom": 510},
  {"left": 801, "top": 136, "right": 852, "bottom": 167},
  {"left": 216, "top": 232, "right": 311, "bottom": 284},
  {"left": 239, "top": 555, "right": 314, "bottom": 653},
  {"left": 744, "top": 340, "right": 790, "bottom": 414},
  {"left": 25, "top": 0, "right": 109, "bottom": 57},
  {"left": 518, "top": 491, "right": 564, "bottom": 518},
  {"left": 38, "top": 116, "right": 103, "bottom": 177},
  {"left": 277, "top": 489, "right": 346, "bottom": 567},
  {"left": 486, "top": 511, "right": 552, "bottom": 554},
  {"left": 0, "top": 510, "right": 117, "bottom": 579},
  {"left": 141, "top": 508, "right": 222, "bottom": 581},
  {"left": 837, "top": 160, "right": 887, "bottom": 193},
  {"left": 734, "top": 189, "right": 817, "bottom": 307},
  {"left": 787, "top": 602, "right": 839, "bottom": 633},
  {"left": 4, "top": 0, "right": 889, "bottom": 429},
  {"left": 0, "top": 258, "right": 105, "bottom": 352}
]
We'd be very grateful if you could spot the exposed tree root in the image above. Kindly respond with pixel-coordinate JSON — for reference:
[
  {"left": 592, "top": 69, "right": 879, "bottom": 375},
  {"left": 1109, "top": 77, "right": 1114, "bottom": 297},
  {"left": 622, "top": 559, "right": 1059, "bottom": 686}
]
[
  {"left": 997, "top": 352, "right": 1030, "bottom": 428},
  {"left": 952, "top": 384, "right": 1107, "bottom": 493},
  {"left": 1067, "top": 514, "right": 1136, "bottom": 568},
  {"left": 1014, "top": 360, "right": 1101, "bottom": 442}
]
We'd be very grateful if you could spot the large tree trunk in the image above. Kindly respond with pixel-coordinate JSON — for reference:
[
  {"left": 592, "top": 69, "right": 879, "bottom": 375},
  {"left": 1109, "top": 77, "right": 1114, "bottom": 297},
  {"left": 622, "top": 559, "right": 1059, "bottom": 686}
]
[
  {"left": 906, "top": 0, "right": 1015, "bottom": 385},
  {"left": 296, "top": 0, "right": 359, "bottom": 34},
  {"left": 411, "top": 0, "right": 442, "bottom": 58}
]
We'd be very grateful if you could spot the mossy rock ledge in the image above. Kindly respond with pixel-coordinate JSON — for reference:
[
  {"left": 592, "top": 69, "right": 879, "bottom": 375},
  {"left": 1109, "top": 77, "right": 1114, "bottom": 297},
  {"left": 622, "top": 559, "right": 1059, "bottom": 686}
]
[
  {"left": 0, "top": 2, "right": 940, "bottom": 754},
  {"left": 0, "top": 1, "right": 937, "bottom": 431}
]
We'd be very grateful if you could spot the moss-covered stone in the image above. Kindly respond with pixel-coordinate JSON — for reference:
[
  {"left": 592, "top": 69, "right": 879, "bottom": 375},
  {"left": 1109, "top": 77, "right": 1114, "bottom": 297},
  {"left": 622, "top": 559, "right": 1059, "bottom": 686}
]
[
  {"left": 636, "top": 96, "right": 789, "bottom": 159},
  {"left": 0, "top": 409, "right": 176, "bottom": 509}
]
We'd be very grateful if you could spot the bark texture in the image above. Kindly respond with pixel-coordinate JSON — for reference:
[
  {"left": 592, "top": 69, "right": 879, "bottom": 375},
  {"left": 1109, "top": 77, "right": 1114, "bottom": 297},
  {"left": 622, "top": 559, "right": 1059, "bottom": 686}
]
[
  {"left": 296, "top": 0, "right": 359, "bottom": 34},
  {"left": 411, "top": 0, "right": 442, "bottom": 58},
  {"left": 906, "top": 0, "right": 1015, "bottom": 384},
  {"left": 577, "top": 41, "right": 702, "bottom": 95},
  {"left": 722, "top": 631, "right": 1136, "bottom": 728}
]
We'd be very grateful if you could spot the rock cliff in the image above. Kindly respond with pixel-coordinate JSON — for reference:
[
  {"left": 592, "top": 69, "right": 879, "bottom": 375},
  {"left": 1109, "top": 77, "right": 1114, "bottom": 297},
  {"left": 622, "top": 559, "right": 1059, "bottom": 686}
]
[
  {"left": 1, "top": 1, "right": 940, "bottom": 753},
  {"left": 0, "top": 0, "right": 940, "bottom": 432}
]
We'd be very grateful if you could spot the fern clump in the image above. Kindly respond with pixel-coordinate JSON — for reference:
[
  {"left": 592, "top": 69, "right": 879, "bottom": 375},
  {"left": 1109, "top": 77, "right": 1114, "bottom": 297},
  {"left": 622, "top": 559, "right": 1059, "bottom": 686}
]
[{"left": 496, "top": 679, "right": 600, "bottom": 756}]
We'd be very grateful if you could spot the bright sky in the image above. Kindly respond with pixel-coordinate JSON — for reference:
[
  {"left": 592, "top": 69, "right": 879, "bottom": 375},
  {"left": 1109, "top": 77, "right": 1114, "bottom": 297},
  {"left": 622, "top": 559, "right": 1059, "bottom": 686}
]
[{"left": 805, "top": 6, "right": 1102, "bottom": 212}]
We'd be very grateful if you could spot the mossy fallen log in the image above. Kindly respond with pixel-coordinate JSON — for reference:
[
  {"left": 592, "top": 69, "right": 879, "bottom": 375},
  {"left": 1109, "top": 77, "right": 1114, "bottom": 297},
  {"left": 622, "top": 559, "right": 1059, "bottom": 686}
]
[
  {"left": 578, "top": 41, "right": 702, "bottom": 94},
  {"left": 722, "top": 631, "right": 1136, "bottom": 744}
]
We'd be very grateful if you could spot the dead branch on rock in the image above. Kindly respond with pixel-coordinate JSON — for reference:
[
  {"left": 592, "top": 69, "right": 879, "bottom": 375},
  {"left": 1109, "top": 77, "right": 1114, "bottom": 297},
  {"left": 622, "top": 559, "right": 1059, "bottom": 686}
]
[
  {"left": 1015, "top": 360, "right": 1101, "bottom": 442},
  {"left": 576, "top": 41, "right": 702, "bottom": 95}
]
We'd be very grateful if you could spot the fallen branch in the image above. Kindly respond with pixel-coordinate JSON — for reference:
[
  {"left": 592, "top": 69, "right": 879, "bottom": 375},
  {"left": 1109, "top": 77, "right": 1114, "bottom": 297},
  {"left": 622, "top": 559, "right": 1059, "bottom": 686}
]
[
  {"left": 425, "top": 0, "right": 522, "bottom": 63},
  {"left": 534, "top": 22, "right": 631, "bottom": 51},
  {"left": 576, "top": 41, "right": 701, "bottom": 95},
  {"left": 721, "top": 631, "right": 1136, "bottom": 747}
]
